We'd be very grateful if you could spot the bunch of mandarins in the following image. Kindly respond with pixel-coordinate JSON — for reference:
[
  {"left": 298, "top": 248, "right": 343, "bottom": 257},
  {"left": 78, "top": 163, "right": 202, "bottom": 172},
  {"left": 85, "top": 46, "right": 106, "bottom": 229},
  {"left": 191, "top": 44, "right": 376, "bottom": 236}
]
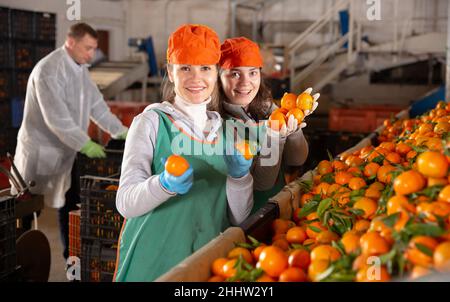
[
  {"left": 208, "top": 101, "right": 450, "bottom": 282},
  {"left": 268, "top": 92, "right": 316, "bottom": 131}
]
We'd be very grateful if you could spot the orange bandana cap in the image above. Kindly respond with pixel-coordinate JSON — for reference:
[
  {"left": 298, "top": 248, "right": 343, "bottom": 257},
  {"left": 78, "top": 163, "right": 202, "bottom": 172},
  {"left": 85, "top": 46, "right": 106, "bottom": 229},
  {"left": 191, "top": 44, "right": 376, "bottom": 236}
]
[
  {"left": 219, "top": 37, "right": 263, "bottom": 69},
  {"left": 167, "top": 24, "right": 221, "bottom": 65}
]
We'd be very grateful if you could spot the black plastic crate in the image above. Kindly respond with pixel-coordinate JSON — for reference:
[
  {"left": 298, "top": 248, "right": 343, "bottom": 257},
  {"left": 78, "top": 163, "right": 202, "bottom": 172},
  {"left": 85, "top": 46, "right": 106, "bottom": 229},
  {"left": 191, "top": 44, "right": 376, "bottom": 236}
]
[
  {"left": 0, "top": 40, "right": 12, "bottom": 68},
  {"left": 0, "top": 128, "right": 18, "bottom": 157},
  {"left": 14, "top": 41, "right": 34, "bottom": 69},
  {"left": 0, "top": 71, "right": 11, "bottom": 99},
  {"left": 13, "top": 70, "right": 31, "bottom": 98},
  {"left": 81, "top": 238, "right": 117, "bottom": 282},
  {"left": 77, "top": 149, "right": 123, "bottom": 178},
  {"left": 326, "top": 130, "right": 365, "bottom": 162},
  {"left": 35, "top": 12, "right": 56, "bottom": 41},
  {"left": 0, "top": 195, "right": 16, "bottom": 281},
  {"left": 239, "top": 202, "right": 279, "bottom": 243},
  {"left": 80, "top": 176, "right": 123, "bottom": 243},
  {"left": 329, "top": 131, "right": 367, "bottom": 155},
  {"left": 11, "top": 9, "right": 34, "bottom": 40},
  {"left": 34, "top": 42, "right": 54, "bottom": 64},
  {"left": 0, "top": 195, "right": 14, "bottom": 223},
  {"left": 0, "top": 7, "right": 10, "bottom": 39},
  {"left": 105, "top": 139, "right": 125, "bottom": 151},
  {"left": 0, "top": 101, "right": 11, "bottom": 128}
]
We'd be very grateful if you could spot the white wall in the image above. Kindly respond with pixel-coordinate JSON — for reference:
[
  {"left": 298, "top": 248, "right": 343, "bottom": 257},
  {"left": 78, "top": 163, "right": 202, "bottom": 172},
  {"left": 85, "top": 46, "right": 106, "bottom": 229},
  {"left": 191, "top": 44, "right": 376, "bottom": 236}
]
[
  {"left": 0, "top": 0, "right": 127, "bottom": 60},
  {"left": 350, "top": 0, "right": 447, "bottom": 45},
  {"left": 125, "top": 0, "right": 229, "bottom": 69}
]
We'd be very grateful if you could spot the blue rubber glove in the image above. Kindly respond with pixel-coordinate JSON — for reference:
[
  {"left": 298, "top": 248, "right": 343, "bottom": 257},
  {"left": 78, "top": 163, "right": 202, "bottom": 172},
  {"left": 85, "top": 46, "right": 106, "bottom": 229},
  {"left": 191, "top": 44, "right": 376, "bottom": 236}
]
[
  {"left": 223, "top": 143, "right": 253, "bottom": 179},
  {"left": 80, "top": 140, "right": 106, "bottom": 158},
  {"left": 159, "top": 158, "right": 194, "bottom": 195}
]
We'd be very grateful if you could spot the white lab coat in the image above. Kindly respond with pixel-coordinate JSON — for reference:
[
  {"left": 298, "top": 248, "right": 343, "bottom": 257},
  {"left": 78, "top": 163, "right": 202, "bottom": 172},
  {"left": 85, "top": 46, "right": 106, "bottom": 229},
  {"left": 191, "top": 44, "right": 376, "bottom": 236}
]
[{"left": 12, "top": 46, "right": 127, "bottom": 208}]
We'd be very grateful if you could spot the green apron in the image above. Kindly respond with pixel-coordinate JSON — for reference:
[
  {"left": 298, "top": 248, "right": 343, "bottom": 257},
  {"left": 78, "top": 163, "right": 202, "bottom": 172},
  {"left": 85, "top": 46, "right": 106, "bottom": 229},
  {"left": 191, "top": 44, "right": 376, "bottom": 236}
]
[
  {"left": 114, "top": 110, "right": 229, "bottom": 282},
  {"left": 224, "top": 115, "right": 285, "bottom": 215}
]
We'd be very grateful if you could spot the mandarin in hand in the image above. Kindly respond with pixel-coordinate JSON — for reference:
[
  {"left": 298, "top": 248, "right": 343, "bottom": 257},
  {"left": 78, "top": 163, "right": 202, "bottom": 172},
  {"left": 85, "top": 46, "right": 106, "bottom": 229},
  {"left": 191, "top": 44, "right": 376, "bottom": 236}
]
[
  {"left": 165, "top": 154, "right": 189, "bottom": 176},
  {"left": 286, "top": 108, "right": 305, "bottom": 125},
  {"left": 296, "top": 92, "right": 314, "bottom": 111},
  {"left": 281, "top": 93, "right": 298, "bottom": 110}
]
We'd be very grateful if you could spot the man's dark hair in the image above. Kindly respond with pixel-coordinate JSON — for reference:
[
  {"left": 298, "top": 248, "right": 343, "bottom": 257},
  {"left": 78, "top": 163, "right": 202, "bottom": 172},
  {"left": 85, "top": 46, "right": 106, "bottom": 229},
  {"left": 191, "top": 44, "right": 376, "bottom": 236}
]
[{"left": 67, "top": 23, "right": 98, "bottom": 40}]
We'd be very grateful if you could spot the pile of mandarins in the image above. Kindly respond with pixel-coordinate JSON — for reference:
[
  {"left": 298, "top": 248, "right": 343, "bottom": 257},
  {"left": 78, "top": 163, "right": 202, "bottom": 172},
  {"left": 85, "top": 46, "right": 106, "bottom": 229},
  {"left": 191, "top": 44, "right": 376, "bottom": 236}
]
[{"left": 209, "top": 101, "right": 450, "bottom": 282}]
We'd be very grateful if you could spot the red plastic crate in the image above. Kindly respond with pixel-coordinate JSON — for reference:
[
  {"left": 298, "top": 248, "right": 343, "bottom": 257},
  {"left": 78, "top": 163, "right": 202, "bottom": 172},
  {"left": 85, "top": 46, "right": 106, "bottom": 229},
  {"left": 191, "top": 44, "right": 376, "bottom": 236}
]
[
  {"left": 69, "top": 209, "right": 81, "bottom": 258},
  {"left": 0, "top": 158, "right": 11, "bottom": 190},
  {"left": 88, "top": 101, "right": 150, "bottom": 145},
  {"left": 328, "top": 105, "right": 403, "bottom": 133}
]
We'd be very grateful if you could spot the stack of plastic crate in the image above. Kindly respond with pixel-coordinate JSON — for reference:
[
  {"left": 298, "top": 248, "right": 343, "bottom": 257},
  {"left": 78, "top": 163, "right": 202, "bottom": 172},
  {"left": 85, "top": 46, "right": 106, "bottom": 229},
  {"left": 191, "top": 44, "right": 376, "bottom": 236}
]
[
  {"left": 77, "top": 149, "right": 123, "bottom": 179},
  {"left": 0, "top": 6, "right": 56, "bottom": 156},
  {"left": 79, "top": 176, "right": 123, "bottom": 282},
  {"left": 77, "top": 139, "right": 125, "bottom": 180},
  {"left": 0, "top": 195, "right": 16, "bottom": 281}
]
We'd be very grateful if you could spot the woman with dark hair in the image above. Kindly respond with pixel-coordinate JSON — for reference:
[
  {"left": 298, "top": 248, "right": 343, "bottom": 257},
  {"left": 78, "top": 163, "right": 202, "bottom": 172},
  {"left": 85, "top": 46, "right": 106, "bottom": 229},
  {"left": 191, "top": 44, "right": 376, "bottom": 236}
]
[
  {"left": 218, "top": 37, "right": 320, "bottom": 213},
  {"left": 113, "top": 25, "right": 254, "bottom": 282}
]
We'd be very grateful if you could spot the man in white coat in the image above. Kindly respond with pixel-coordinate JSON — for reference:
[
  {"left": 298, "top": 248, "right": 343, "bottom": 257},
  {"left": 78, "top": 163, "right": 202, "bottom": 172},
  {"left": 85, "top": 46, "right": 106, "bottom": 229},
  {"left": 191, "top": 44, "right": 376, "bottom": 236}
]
[{"left": 12, "top": 23, "right": 128, "bottom": 259}]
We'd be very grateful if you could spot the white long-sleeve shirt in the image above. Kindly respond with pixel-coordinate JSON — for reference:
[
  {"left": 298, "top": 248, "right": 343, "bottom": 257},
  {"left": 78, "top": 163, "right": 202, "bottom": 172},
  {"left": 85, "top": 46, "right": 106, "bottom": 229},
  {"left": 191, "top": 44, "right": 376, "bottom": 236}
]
[{"left": 116, "top": 97, "right": 253, "bottom": 225}]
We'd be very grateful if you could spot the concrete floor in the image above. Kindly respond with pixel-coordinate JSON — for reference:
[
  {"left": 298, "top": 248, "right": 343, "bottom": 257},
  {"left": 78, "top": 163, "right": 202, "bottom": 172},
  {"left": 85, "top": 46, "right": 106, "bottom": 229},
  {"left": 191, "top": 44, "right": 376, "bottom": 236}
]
[{"left": 34, "top": 206, "right": 68, "bottom": 282}]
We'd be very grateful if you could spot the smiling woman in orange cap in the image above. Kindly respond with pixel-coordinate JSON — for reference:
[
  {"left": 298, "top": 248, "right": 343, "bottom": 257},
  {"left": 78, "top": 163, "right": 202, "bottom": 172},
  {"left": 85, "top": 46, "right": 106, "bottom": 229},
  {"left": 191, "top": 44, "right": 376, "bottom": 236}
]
[
  {"left": 113, "top": 25, "right": 254, "bottom": 282},
  {"left": 218, "top": 37, "right": 320, "bottom": 213}
]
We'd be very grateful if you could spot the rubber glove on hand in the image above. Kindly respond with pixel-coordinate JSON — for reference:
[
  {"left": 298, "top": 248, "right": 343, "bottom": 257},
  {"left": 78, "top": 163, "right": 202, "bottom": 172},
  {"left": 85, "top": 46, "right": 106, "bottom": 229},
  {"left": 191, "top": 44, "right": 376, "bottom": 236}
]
[
  {"left": 223, "top": 143, "right": 253, "bottom": 178},
  {"left": 80, "top": 140, "right": 106, "bottom": 158},
  {"left": 159, "top": 158, "right": 194, "bottom": 195},
  {"left": 286, "top": 114, "right": 307, "bottom": 134},
  {"left": 116, "top": 128, "right": 128, "bottom": 140},
  {"left": 266, "top": 115, "right": 307, "bottom": 138},
  {"left": 302, "top": 87, "right": 320, "bottom": 116}
]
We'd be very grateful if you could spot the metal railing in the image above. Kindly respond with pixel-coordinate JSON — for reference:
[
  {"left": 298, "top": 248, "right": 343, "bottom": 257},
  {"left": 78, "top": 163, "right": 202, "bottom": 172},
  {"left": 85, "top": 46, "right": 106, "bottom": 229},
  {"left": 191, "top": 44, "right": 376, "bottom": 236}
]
[
  {"left": 286, "top": 0, "right": 355, "bottom": 92},
  {"left": 284, "top": 0, "right": 446, "bottom": 92}
]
